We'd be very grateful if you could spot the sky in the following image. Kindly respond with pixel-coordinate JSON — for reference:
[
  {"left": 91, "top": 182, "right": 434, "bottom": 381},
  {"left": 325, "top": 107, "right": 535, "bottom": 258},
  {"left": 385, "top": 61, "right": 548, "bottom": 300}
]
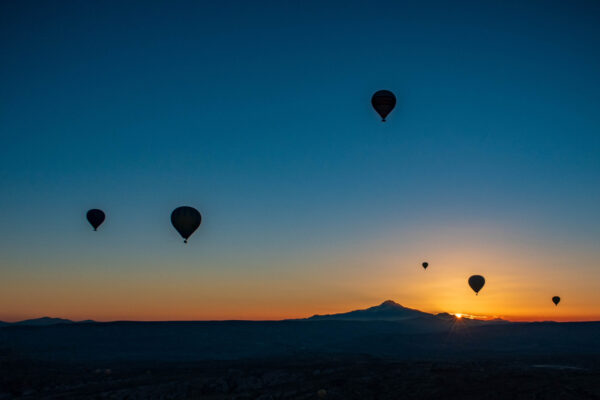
[{"left": 1, "top": 0, "right": 599, "bottom": 322}]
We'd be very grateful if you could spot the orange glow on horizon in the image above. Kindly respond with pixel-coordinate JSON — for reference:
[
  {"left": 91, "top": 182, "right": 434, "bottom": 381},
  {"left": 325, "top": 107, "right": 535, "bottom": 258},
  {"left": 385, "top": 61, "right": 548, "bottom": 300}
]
[{"left": 1, "top": 223, "right": 599, "bottom": 323}]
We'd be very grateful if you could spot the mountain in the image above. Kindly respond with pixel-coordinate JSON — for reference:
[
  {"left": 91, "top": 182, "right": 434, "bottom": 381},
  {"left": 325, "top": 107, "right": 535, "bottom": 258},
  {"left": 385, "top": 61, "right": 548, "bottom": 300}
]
[
  {"left": 306, "top": 300, "right": 437, "bottom": 321},
  {"left": 0, "top": 317, "right": 99, "bottom": 327},
  {"left": 305, "top": 301, "right": 509, "bottom": 325},
  {"left": 1, "top": 302, "right": 505, "bottom": 327},
  {"left": 13, "top": 317, "right": 74, "bottom": 326}
]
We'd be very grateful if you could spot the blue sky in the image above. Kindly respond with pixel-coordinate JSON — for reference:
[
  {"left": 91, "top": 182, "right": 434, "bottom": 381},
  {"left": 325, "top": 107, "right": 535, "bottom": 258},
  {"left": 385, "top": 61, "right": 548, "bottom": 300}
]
[{"left": 1, "top": 1, "right": 599, "bottom": 321}]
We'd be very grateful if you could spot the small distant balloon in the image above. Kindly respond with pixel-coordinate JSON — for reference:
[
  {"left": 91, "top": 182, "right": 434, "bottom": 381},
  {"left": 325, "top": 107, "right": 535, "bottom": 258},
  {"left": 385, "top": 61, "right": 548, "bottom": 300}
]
[
  {"left": 86, "top": 209, "right": 105, "bottom": 231},
  {"left": 371, "top": 90, "right": 396, "bottom": 122},
  {"left": 422, "top": 262, "right": 429, "bottom": 270},
  {"left": 468, "top": 275, "right": 485, "bottom": 295},
  {"left": 552, "top": 296, "right": 560, "bottom": 306},
  {"left": 171, "top": 206, "right": 202, "bottom": 243},
  {"left": 317, "top": 389, "right": 327, "bottom": 399}
]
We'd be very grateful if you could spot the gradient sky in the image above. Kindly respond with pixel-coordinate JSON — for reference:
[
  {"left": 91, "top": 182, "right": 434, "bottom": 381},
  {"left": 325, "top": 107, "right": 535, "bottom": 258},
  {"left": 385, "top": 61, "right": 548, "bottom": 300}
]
[{"left": 1, "top": 0, "right": 599, "bottom": 322}]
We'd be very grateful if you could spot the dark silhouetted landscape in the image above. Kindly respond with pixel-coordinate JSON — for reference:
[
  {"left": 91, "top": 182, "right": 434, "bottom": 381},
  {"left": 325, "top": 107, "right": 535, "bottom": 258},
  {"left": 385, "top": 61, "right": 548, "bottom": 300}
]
[{"left": 2, "top": 301, "right": 600, "bottom": 399}]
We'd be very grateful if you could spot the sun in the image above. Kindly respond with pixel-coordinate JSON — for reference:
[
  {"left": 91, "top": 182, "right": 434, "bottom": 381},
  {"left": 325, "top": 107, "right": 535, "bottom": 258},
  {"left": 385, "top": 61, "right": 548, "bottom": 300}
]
[{"left": 455, "top": 313, "right": 463, "bottom": 319}]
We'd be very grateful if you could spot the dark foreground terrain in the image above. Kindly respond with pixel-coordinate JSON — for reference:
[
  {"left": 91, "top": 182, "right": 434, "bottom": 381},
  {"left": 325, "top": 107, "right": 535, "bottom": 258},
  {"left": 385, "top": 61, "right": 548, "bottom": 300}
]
[
  {"left": 2, "top": 353, "right": 600, "bottom": 399},
  {"left": 2, "top": 313, "right": 600, "bottom": 399}
]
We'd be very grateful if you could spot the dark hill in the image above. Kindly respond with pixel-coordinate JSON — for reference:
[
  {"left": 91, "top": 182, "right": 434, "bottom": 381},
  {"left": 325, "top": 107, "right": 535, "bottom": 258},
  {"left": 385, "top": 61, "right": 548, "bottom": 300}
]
[
  {"left": 13, "top": 317, "right": 74, "bottom": 326},
  {"left": 306, "top": 300, "right": 432, "bottom": 321}
]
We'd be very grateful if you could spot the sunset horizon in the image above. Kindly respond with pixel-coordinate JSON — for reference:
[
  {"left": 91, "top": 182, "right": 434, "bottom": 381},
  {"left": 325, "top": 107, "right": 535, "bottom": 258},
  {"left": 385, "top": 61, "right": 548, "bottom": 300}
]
[{"left": 3, "top": 297, "right": 597, "bottom": 324}]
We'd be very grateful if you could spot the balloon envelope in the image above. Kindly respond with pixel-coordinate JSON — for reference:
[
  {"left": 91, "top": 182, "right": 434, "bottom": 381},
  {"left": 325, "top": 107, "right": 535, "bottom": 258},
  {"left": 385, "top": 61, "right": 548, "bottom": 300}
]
[
  {"left": 468, "top": 275, "right": 485, "bottom": 295},
  {"left": 371, "top": 90, "right": 396, "bottom": 121},
  {"left": 171, "top": 206, "right": 202, "bottom": 243},
  {"left": 552, "top": 296, "right": 560, "bottom": 306},
  {"left": 86, "top": 209, "right": 105, "bottom": 231},
  {"left": 422, "top": 262, "right": 429, "bottom": 270}
]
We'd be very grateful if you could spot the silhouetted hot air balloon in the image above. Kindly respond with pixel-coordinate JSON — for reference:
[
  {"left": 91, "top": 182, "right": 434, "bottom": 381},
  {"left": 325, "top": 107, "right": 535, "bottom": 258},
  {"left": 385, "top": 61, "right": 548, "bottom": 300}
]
[
  {"left": 422, "top": 262, "right": 429, "bottom": 270},
  {"left": 171, "top": 206, "right": 201, "bottom": 243},
  {"left": 552, "top": 296, "right": 560, "bottom": 306},
  {"left": 86, "top": 209, "right": 105, "bottom": 231},
  {"left": 468, "top": 275, "right": 485, "bottom": 295},
  {"left": 371, "top": 90, "right": 396, "bottom": 122}
]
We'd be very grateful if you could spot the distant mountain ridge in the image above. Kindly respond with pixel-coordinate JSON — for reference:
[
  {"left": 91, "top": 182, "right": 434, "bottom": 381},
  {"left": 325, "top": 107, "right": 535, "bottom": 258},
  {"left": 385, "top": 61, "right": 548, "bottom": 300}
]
[
  {"left": 0, "top": 317, "right": 94, "bottom": 327},
  {"left": 1, "top": 301, "right": 508, "bottom": 326},
  {"left": 306, "top": 300, "right": 434, "bottom": 321},
  {"left": 304, "top": 300, "right": 509, "bottom": 325}
]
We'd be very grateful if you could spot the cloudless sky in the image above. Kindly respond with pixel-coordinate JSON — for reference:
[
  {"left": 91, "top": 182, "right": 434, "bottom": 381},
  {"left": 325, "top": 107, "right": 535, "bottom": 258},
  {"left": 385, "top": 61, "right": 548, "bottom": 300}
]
[{"left": 1, "top": 0, "right": 599, "bottom": 322}]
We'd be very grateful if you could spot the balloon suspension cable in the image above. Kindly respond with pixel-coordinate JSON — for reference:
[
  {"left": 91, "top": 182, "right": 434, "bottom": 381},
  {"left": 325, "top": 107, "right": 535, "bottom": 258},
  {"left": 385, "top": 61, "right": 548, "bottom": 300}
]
[
  {"left": 184, "top": 239, "right": 188, "bottom": 244},
  {"left": 93, "top": 228, "right": 97, "bottom": 231}
]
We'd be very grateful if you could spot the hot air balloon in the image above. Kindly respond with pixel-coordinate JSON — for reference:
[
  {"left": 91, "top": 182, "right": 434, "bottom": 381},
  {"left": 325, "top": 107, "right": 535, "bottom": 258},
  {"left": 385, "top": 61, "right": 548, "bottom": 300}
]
[
  {"left": 468, "top": 275, "right": 485, "bottom": 295},
  {"left": 86, "top": 209, "right": 105, "bottom": 231},
  {"left": 552, "top": 296, "right": 560, "bottom": 306},
  {"left": 422, "top": 262, "right": 429, "bottom": 270},
  {"left": 371, "top": 90, "right": 396, "bottom": 122},
  {"left": 171, "top": 206, "right": 201, "bottom": 243}
]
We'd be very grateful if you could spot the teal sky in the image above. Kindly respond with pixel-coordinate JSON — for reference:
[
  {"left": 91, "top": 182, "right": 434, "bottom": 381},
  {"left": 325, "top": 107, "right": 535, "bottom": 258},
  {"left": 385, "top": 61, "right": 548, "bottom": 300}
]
[{"left": 1, "top": 1, "right": 599, "bottom": 321}]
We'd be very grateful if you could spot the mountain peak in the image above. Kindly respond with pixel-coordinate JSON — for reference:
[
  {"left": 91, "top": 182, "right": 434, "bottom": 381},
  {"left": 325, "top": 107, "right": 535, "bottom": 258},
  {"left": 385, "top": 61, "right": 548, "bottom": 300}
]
[
  {"left": 380, "top": 300, "right": 402, "bottom": 307},
  {"left": 306, "top": 300, "right": 431, "bottom": 321}
]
